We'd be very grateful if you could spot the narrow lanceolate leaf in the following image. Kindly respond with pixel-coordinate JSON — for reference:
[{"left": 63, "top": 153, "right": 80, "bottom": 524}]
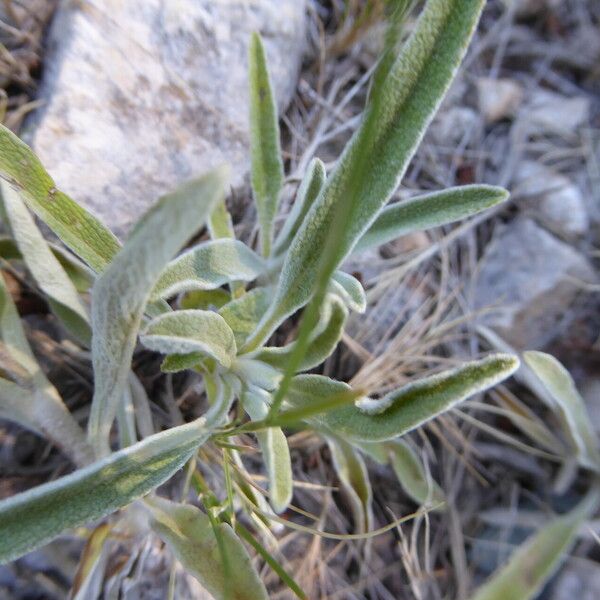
[
  {"left": 388, "top": 440, "right": 445, "bottom": 507},
  {"left": 88, "top": 168, "right": 228, "bottom": 455},
  {"left": 249, "top": 32, "right": 284, "bottom": 258},
  {"left": 329, "top": 271, "right": 366, "bottom": 314},
  {"left": 243, "top": 387, "right": 293, "bottom": 513},
  {"left": 0, "top": 418, "right": 210, "bottom": 564},
  {"left": 0, "top": 123, "right": 121, "bottom": 272},
  {"left": 208, "top": 199, "right": 236, "bottom": 240},
  {"left": 354, "top": 185, "right": 509, "bottom": 253},
  {"left": 524, "top": 351, "right": 600, "bottom": 471},
  {"left": 469, "top": 487, "right": 599, "bottom": 600},
  {"left": 219, "top": 287, "right": 271, "bottom": 347},
  {"left": 147, "top": 496, "right": 269, "bottom": 600},
  {"left": 286, "top": 355, "right": 519, "bottom": 442},
  {"left": 243, "top": 0, "right": 485, "bottom": 350},
  {"left": 273, "top": 158, "right": 326, "bottom": 256},
  {"left": 1, "top": 181, "right": 91, "bottom": 344},
  {"left": 258, "top": 296, "right": 347, "bottom": 372},
  {"left": 140, "top": 310, "right": 236, "bottom": 369},
  {"left": 151, "top": 239, "right": 265, "bottom": 300},
  {"left": 327, "top": 436, "right": 373, "bottom": 533}
]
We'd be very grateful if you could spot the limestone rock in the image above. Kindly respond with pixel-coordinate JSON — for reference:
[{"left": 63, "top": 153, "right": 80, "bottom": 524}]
[
  {"left": 514, "top": 161, "right": 589, "bottom": 237},
  {"left": 473, "top": 218, "right": 596, "bottom": 349},
  {"left": 28, "top": 0, "right": 306, "bottom": 237},
  {"left": 476, "top": 77, "right": 524, "bottom": 123}
]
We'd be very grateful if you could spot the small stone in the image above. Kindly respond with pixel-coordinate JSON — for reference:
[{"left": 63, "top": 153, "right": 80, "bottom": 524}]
[
  {"left": 476, "top": 77, "right": 524, "bottom": 124},
  {"left": 432, "top": 106, "right": 481, "bottom": 145},
  {"left": 514, "top": 161, "right": 589, "bottom": 237},
  {"left": 28, "top": 0, "right": 306, "bottom": 237},
  {"left": 473, "top": 218, "right": 596, "bottom": 349},
  {"left": 520, "top": 89, "right": 590, "bottom": 135},
  {"left": 380, "top": 231, "right": 430, "bottom": 257}
]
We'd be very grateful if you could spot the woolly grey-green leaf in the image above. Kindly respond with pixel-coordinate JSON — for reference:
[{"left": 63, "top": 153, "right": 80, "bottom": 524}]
[
  {"left": 147, "top": 496, "right": 269, "bottom": 600},
  {"left": 232, "top": 358, "right": 282, "bottom": 391},
  {"left": 273, "top": 158, "right": 326, "bottom": 256},
  {"left": 249, "top": 32, "right": 284, "bottom": 258},
  {"left": 141, "top": 310, "right": 236, "bottom": 369},
  {"left": 242, "top": 0, "right": 485, "bottom": 350},
  {"left": 329, "top": 271, "right": 366, "bottom": 314},
  {"left": 219, "top": 287, "right": 272, "bottom": 347},
  {"left": 0, "top": 418, "right": 210, "bottom": 564},
  {"left": 286, "top": 354, "right": 519, "bottom": 441},
  {"left": 152, "top": 239, "right": 265, "bottom": 300},
  {"left": 354, "top": 184, "right": 509, "bottom": 253},
  {"left": 0, "top": 123, "right": 121, "bottom": 273},
  {"left": 524, "top": 351, "right": 600, "bottom": 471},
  {"left": 88, "top": 167, "right": 228, "bottom": 456}
]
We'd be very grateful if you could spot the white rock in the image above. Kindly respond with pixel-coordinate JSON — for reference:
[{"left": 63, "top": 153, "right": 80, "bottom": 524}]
[
  {"left": 473, "top": 218, "right": 596, "bottom": 349},
  {"left": 520, "top": 89, "right": 591, "bottom": 135},
  {"left": 514, "top": 161, "right": 589, "bottom": 236},
  {"left": 476, "top": 77, "right": 524, "bottom": 123},
  {"left": 432, "top": 106, "right": 481, "bottom": 145},
  {"left": 28, "top": 0, "right": 306, "bottom": 237}
]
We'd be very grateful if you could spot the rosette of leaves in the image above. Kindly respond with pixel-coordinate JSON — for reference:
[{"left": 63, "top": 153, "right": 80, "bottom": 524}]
[{"left": 0, "top": 1, "right": 519, "bottom": 598}]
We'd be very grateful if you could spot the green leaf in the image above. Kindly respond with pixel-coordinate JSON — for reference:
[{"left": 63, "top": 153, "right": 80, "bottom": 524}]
[
  {"left": 469, "top": 487, "right": 599, "bottom": 600},
  {"left": 180, "top": 288, "right": 231, "bottom": 310},
  {"left": 233, "top": 358, "right": 282, "bottom": 391},
  {"left": 219, "top": 287, "right": 272, "bottom": 347},
  {"left": 88, "top": 167, "right": 228, "bottom": 456},
  {"left": 146, "top": 496, "right": 269, "bottom": 600},
  {"left": 0, "top": 123, "right": 121, "bottom": 273},
  {"left": 524, "top": 351, "right": 600, "bottom": 471},
  {"left": 152, "top": 239, "right": 265, "bottom": 300},
  {"left": 329, "top": 271, "right": 366, "bottom": 313},
  {"left": 160, "top": 352, "right": 205, "bottom": 373},
  {"left": 1, "top": 181, "right": 91, "bottom": 344},
  {"left": 141, "top": 310, "right": 237, "bottom": 369},
  {"left": 208, "top": 199, "right": 236, "bottom": 240},
  {"left": 243, "top": 386, "right": 293, "bottom": 513},
  {"left": 273, "top": 158, "right": 326, "bottom": 256},
  {"left": 388, "top": 439, "right": 445, "bottom": 507},
  {"left": 249, "top": 31, "right": 284, "bottom": 258},
  {"left": 354, "top": 185, "right": 509, "bottom": 252},
  {"left": 258, "top": 295, "right": 347, "bottom": 372},
  {"left": 286, "top": 354, "right": 519, "bottom": 442},
  {"left": 242, "top": 0, "right": 485, "bottom": 350},
  {"left": 327, "top": 436, "right": 373, "bottom": 533},
  {"left": 0, "top": 417, "right": 210, "bottom": 564}
]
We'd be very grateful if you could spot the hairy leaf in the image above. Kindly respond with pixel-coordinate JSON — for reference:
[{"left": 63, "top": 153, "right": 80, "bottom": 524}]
[
  {"left": 354, "top": 185, "right": 509, "bottom": 252},
  {"left": 249, "top": 32, "right": 284, "bottom": 258},
  {"left": 233, "top": 358, "right": 282, "bottom": 391},
  {"left": 88, "top": 167, "right": 228, "bottom": 455},
  {"left": 243, "top": 0, "right": 485, "bottom": 350},
  {"left": 243, "top": 386, "right": 293, "bottom": 513},
  {"left": 286, "top": 355, "right": 519, "bottom": 441},
  {"left": 0, "top": 418, "right": 210, "bottom": 564},
  {"left": 219, "top": 287, "right": 272, "bottom": 347},
  {"left": 141, "top": 310, "right": 236, "bottom": 369},
  {"left": 152, "top": 239, "right": 265, "bottom": 300},
  {"left": 469, "top": 487, "right": 599, "bottom": 600},
  {"left": 524, "top": 351, "right": 600, "bottom": 471},
  {"left": 147, "top": 496, "right": 269, "bottom": 600},
  {"left": 0, "top": 123, "right": 120, "bottom": 272},
  {"left": 329, "top": 271, "right": 366, "bottom": 313}
]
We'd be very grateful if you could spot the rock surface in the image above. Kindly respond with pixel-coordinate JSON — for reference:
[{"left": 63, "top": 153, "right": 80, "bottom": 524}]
[
  {"left": 28, "top": 0, "right": 306, "bottom": 237},
  {"left": 476, "top": 77, "right": 524, "bottom": 123},
  {"left": 473, "top": 218, "right": 596, "bottom": 349}
]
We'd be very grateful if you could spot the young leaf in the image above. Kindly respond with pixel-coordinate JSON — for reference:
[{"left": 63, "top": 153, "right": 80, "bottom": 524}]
[
  {"left": 1, "top": 181, "right": 91, "bottom": 344},
  {"left": 0, "top": 417, "right": 211, "bottom": 564},
  {"left": 208, "top": 199, "right": 236, "bottom": 240},
  {"left": 388, "top": 439, "right": 445, "bottom": 507},
  {"left": 524, "top": 351, "right": 600, "bottom": 471},
  {"left": 140, "top": 310, "right": 237, "bottom": 369},
  {"left": 469, "top": 486, "right": 599, "bottom": 600},
  {"left": 354, "top": 185, "right": 509, "bottom": 253},
  {"left": 146, "top": 496, "right": 269, "bottom": 600},
  {"left": 286, "top": 355, "right": 519, "bottom": 442},
  {"left": 249, "top": 31, "right": 284, "bottom": 258},
  {"left": 243, "top": 386, "right": 293, "bottom": 513},
  {"left": 258, "top": 295, "right": 347, "bottom": 372},
  {"left": 329, "top": 271, "right": 366, "bottom": 313},
  {"left": 88, "top": 167, "right": 228, "bottom": 456},
  {"left": 242, "top": 0, "right": 486, "bottom": 350},
  {"left": 327, "top": 436, "right": 373, "bottom": 533},
  {"left": 273, "top": 158, "right": 326, "bottom": 256},
  {"left": 219, "top": 286, "right": 272, "bottom": 347},
  {"left": 233, "top": 358, "right": 282, "bottom": 391},
  {"left": 0, "top": 123, "right": 121, "bottom": 272},
  {"left": 151, "top": 239, "right": 265, "bottom": 300}
]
